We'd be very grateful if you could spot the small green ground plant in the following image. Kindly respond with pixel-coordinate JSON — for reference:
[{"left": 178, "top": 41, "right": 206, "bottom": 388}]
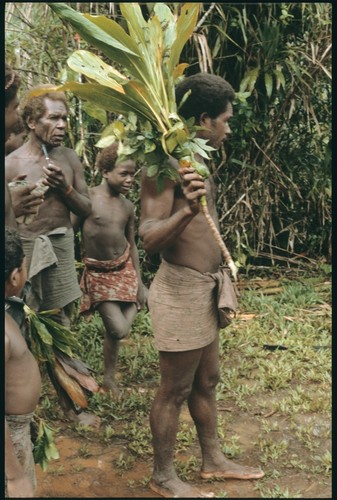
[{"left": 36, "top": 265, "right": 331, "bottom": 497}]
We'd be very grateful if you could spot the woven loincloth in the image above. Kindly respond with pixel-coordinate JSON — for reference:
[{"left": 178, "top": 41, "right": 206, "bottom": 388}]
[
  {"left": 80, "top": 244, "right": 138, "bottom": 314},
  {"left": 22, "top": 227, "right": 81, "bottom": 311},
  {"left": 148, "top": 260, "right": 221, "bottom": 352},
  {"left": 5, "top": 412, "right": 36, "bottom": 497}
]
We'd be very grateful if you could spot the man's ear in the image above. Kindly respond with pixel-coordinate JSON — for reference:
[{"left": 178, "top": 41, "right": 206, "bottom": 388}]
[
  {"left": 199, "top": 112, "right": 211, "bottom": 126},
  {"left": 27, "top": 117, "right": 36, "bottom": 131}
]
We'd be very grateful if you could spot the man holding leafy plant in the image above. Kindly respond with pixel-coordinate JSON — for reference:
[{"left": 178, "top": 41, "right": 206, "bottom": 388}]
[{"left": 139, "top": 73, "right": 265, "bottom": 498}]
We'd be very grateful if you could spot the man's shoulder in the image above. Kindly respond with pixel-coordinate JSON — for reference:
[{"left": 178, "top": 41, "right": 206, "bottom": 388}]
[{"left": 55, "top": 145, "right": 77, "bottom": 157}]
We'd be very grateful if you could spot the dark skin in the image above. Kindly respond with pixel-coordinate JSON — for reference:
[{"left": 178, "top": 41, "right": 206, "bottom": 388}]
[
  {"left": 5, "top": 97, "right": 99, "bottom": 428},
  {"left": 5, "top": 94, "right": 44, "bottom": 227},
  {"left": 5, "top": 98, "right": 91, "bottom": 237},
  {"left": 76, "top": 160, "right": 145, "bottom": 395},
  {"left": 5, "top": 129, "right": 28, "bottom": 156},
  {"left": 139, "top": 105, "right": 264, "bottom": 497},
  {"left": 5, "top": 257, "right": 42, "bottom": 498}
]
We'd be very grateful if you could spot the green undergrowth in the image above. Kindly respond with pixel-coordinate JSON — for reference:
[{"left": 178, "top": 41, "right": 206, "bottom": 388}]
[{"left": 37, "top": 265, "right": 331, "bottom": 496}]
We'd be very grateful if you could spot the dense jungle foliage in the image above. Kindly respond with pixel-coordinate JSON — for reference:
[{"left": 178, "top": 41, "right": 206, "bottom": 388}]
[{"left": 5, "top": 3, "right": 331, "bottom": 279}]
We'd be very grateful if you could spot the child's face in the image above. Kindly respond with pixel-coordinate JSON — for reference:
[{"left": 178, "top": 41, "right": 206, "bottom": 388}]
[
  {"left": 104, "top": 160, "right": 136, "bottom": 195},
  {"left": 5, "top": 130, "right": 28, "bottom": 155}
]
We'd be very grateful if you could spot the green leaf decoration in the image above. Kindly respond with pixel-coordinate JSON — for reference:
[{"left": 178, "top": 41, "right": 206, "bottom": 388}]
[
  {"left": 47, "top": 3, "right": 238, "bottom": 278},
  {"left": 47, "top": 3, "right": 216, "bottom": 178},
  {"left": 33, "top": 417, "right": 59, "bottom": 470},
  {"left": 24, "top": 304, "right": 81, "bottom": 361}
]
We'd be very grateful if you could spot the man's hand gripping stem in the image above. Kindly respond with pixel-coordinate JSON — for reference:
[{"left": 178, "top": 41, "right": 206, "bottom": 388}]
[{"left": 178, "top": 158, "right": 238, "bottom": 282}]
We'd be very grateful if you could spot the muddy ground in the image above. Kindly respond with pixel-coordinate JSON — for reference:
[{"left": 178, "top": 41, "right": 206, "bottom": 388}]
[{"left": 35, "top": 401, "right": 331, "bottom": 498}]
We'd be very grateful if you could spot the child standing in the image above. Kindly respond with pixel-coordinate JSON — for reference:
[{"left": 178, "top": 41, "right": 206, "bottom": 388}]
[
  {"left": 78, "top": 143, "right": 146, "bottom": 395},
  {"left": 5, "top": 226, "right": 41, "bottom": 497}
]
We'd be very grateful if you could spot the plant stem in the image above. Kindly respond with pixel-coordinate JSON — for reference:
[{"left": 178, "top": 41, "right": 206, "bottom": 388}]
[{"left": 200, "top": 195, "right": 238, "bottom": 281}]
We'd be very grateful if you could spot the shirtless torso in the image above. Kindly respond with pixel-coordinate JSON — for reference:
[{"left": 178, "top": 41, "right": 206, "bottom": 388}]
[
  {"left": 5, "top": 312, "right": 41, "bottom": 416},
  {"left": 81, "top": 183, "right": 134, "bottom": 260},
  {"left": 5, "top": 141, "right": 91, "bottom": 238},
  {"left": 140, "top": 161, "right": 222, "bottom": 273}
]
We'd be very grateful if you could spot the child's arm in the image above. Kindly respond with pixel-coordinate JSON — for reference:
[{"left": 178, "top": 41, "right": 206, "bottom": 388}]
[
  {"left": 5, "top": 336, "right": 35, "bottom": 497},
  {"left": 126, "top": 204, "right": 145, "bottom": 310}
]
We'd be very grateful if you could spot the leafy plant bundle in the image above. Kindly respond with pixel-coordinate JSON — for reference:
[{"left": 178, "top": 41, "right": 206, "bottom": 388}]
[
  {"left": 46, "top": 2, "right": 237, "bottom": 279},
  {"left": 24, "top": 305, "right": 100, "bottom": 410},
  {"left": 32, "top": 417, "right": 59, "bottom": 470}
]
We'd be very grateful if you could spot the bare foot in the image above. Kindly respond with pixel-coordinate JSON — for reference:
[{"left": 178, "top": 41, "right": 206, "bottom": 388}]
[
  {"left": 99, "top": 384, "right": 120, "bottom": 399},
  {"left": 149, "top": 478, "right": 215, "bottom": 498},
  {"left": 200, "top": 459, "right": 264, "bottom": 480},
  {"left": 66, "top": 409, "right": 101, "bottom": 429}
]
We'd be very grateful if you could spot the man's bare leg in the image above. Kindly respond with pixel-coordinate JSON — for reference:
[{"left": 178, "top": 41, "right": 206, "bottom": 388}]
[
  {"left": 188, "top": 338, "right": 264, "bottom": 480},
  {"left": 149, "top": 349, "right": 215, "bottom": 498}
]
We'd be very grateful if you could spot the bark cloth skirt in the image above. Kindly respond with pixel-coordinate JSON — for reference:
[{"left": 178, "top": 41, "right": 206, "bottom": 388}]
[{"left": 148, "top": 260, "right": 222, "bottom": 352}]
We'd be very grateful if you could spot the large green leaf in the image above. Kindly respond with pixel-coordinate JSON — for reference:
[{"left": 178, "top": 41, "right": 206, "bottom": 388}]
[
  {"left": 67, "top": 50, "right": 126, "bottom": 91},
  {"left": 80, "top": 13, "right": 151, "bottom": 83},
  {"left": 169, "top": 4, "right": 199, "bottom": 72},
  {"left": 125, "top": 81, "right": 168, "bottom": 132},
  {"left": 56, "top": 82, "right": 157, "bottom": 123},
  {"left": 120, "top": 3, "right": 165, "bottom": 104},
  {"left": 153, "top": 3, "right": 176, "bottom": 54},
  {"left": 48, "top": 3, "right": 143, "bottom": 76},
  {"left": 120, "top": 3, "right": 149, "bottom": 48}
]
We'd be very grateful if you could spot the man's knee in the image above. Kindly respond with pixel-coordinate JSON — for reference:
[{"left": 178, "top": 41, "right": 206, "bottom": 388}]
[
  {"left": 160, "top": 382, "right": 193, "bottom": 407},
  {"left": 196, "top": 370, "right": 220, "bottom": 394}
]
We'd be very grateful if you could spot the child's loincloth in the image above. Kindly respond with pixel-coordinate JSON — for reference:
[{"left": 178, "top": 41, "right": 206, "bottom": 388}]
[
  {"left": 80, "top": 244, "right": 138, "bottom": 314},
  {"left": 5, "top": 412, "right": 36, "bottom": 497},
  {"left": 148, "top": 260, "right": 220, "bottom": 352}
]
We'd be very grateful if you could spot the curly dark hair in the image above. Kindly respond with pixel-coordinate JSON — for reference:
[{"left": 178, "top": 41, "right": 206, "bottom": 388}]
[
  {"left": 175, "top": 73, "right": 235, "bottom": 121},
  {"left": 95, "top": 142, "right": 119, "bottom": 173},
  {"left": 5, "top": 64, "right": 21, "bottom": 108},
  {"left": 5, "top": 226, "right": 25, "bottom": 281},
  {"left": 21, "top": 84, "right": 68, "bottom": 126}
]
